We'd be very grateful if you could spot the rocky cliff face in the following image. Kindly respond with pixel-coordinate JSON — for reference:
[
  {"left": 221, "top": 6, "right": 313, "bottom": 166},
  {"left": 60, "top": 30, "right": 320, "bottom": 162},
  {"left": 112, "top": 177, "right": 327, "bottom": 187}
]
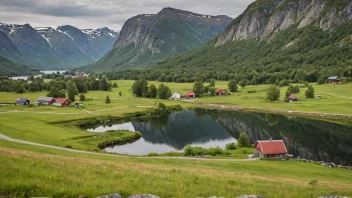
[
  {"left": 0, "top": 22, "right": 118, "bottom": 69},
  {"left": 85, "top": 8, "right": 232, "bottom": 70},
  {"left": 216, "top": 0, "right": 352, "bottom": 46}
]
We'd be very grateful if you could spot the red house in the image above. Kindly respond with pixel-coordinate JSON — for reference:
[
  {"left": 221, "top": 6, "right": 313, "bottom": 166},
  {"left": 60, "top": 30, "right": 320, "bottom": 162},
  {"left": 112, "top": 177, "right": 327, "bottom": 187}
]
[
  {"left": 328, "top": 76, "right": 342, "bottom": 84},
  {"left": 184, "top": 91, "right": 195, "bottom": 98},
  {"left": 254, "top": 139, "right": 288, "bottom": 159},
  {"left": 289, "top": 94, "right": 298, "bottom": 101},
  {"left": 54, "top": 98, "right": 71, "bottom": 107},
  {"left": 217, "top": 89, "right": 225, "bottom": 96}
]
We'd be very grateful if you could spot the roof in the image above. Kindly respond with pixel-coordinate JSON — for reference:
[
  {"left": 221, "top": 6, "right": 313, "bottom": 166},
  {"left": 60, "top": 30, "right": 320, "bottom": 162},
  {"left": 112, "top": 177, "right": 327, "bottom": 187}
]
[
  {"left": 184, "top": 90, "right": 195, "bottom": 96},
  {"left": 255, "top": 140, "right": 288, "bottom": 155},
  {"left": 37, "top": 96, "right": 55, "bottom": 102},
  {"left": 289, "top": 94, "right": 297, "bottom": 99},
  {"left": 55, "top": 98, "right": 70, "bottom": 104},
  {"left": 217, "top": 89, "right": 224, "bottom": 93},
  {"left": 16, "top": 98, "right": 29, "bottom": 103},
  {"left": 328, "top": 76, "right": 340, "bottom": 80}
]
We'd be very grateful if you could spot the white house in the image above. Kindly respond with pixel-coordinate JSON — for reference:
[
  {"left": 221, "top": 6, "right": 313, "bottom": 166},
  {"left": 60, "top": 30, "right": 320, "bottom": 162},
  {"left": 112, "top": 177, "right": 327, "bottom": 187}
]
[{"left": 170, "top": 92, "right": 181, "bottom": 100}]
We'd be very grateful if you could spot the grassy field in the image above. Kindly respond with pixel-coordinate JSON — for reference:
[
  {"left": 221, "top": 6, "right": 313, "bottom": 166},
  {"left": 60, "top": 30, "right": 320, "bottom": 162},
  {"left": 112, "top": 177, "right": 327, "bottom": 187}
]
[
  {"left": 0, "top": 141, "right": 351, "bottom": 198},
  {"left": 0, "top": 81, "right": 351, "bottom": 197}
]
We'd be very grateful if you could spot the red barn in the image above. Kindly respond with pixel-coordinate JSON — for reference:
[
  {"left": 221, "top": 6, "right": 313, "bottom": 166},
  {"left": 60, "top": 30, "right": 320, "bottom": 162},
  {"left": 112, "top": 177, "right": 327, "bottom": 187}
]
[
  {"left": 54, "top": 98, "right": 71, "bottom": 107},
  {"left": 184, "top": 91, "right": 195, "bottom": 98},
  {"left": 254, "top": 139, "right": 287, "bottom": 159},
  {"left": 328, "top": 76, "right": 342, "bottom": 84},
  {"left": 217, "top": 89, "right": 225, "bottom": 96}
]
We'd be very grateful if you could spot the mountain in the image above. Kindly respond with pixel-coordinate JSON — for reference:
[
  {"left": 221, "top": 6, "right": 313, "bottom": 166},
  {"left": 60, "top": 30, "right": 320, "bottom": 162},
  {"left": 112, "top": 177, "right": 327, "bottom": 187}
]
[
  {"left": 84, "top": 8, "right": 232, "bottom": 71},
  {"left": 146, "top": 0, "right": 352, "bottom": 83},
  {"left": 0, "top": 56, "right": 38, "bottom": 77},
  {"left": 0, "top": 30, "right": 22, "bottom": 61},
  {"left": 0, "top": 22, "right": 118, "bottom": 70}
]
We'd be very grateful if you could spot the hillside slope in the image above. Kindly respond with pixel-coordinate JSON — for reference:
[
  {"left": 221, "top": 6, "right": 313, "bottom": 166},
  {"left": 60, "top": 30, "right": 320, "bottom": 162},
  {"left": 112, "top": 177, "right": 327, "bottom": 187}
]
[
  {"left": 84, "top": 8, "right": 232, "bottom": 71},
  {"left": 0, "top": 56, "right": 38, "bottom": 77},
  {"left": 146, "top": 0, "right": 352, "bottom": 83}
]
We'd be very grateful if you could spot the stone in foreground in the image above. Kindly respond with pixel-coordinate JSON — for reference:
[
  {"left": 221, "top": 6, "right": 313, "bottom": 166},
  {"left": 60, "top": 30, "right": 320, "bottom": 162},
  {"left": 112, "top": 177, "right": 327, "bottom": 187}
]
[
  {"left": 97, "top": 194, "right": 122, "bottom": 198},
  {"left": 127, "top": 195, "right": 160, "bottom": 198},
  {"left": 236, "top": 196, "right": 265, "bottom": 198}
]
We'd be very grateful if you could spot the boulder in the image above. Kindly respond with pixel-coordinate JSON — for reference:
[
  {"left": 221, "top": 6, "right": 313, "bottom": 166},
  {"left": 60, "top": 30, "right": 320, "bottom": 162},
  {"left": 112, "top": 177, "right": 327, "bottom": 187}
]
[
  {"left": 236, "top": 196, "right": 265, "bottom": 198},
  {"left": 127, "top": 195, "right": 160, "bottom": 198},
  {"left": 97, "top": 194, "right": 122, "bottom": 198}
]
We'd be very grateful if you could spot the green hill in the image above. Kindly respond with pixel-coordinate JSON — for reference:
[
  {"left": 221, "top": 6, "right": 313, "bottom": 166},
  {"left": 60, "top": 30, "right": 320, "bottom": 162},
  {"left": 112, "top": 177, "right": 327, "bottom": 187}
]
[{"left": 0, "top": 56, "right": 38, "bottom": 77}]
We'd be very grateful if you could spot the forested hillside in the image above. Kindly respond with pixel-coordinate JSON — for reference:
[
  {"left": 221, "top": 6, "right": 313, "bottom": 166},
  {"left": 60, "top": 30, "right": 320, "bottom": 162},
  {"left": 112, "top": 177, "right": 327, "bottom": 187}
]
[
  {"left": 105, "top": 0, "right": 352, "bottom": 84},
  {"left": 0, "top": 56, "right": 38, "bottom": 77}
]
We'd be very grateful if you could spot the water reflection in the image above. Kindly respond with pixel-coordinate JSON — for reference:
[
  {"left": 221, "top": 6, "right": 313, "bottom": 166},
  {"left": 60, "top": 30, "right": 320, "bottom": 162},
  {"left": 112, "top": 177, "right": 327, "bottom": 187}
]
[{"left": 87, "top": 109, "right": 352, "bottom": 165}]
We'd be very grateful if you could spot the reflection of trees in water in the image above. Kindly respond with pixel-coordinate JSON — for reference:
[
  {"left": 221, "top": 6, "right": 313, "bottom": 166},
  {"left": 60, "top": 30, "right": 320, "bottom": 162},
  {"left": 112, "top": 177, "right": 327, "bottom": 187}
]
[
  {"left": 213, "top": 110, "right": 352, "bottom": 165},
  {"left": 131, "top": 110, "right": 233, "bottom": 149}
]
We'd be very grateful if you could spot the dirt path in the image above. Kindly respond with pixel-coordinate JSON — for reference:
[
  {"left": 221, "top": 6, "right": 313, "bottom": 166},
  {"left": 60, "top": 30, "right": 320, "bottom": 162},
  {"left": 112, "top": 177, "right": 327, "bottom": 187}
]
[
  {"left": 189, "top": 102, "right": 352, "bottom": 118},
  {"left": 0, "top": 134, "right": 258, "bottom": 162}
]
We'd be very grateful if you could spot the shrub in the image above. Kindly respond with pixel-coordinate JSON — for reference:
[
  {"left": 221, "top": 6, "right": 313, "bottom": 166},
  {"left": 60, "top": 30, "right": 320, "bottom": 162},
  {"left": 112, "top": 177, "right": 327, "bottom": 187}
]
[
  {"left": 237, "top": 132, "right": 251, "bottom": 148},
  {"left": 79, "top": 94, "right": 86, "bottom": 101},
  {"left": 309, "top": 180, "right": 317, "bottom": 185},
  {"left": 105, "top": 95, "right": 110, "bottom": 104},
  {"left": 147, "top": 152, "right": 159, "bottom": 157},
  {"left": 247, "top": 90, "right": 257, "bottom": 94},
  {"left": 225, "top": 142, "right": 238, "bottom": 150}
]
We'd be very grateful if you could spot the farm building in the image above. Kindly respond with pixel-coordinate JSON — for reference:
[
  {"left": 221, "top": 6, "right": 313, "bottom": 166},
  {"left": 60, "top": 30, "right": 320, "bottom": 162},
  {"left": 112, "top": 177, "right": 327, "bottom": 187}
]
[
  {"left": 217, "top": 89, "right": 225, "bottom": 96},
  {"left": 170, "top": 92, "right": 181, "bottom": 100},
  {"left": 15, "top": 98, "right": 30, "bottom": 105},
  {"left": 37, "top": 96, "right": 56, "bottom": 105},
  {"left": 184, "top": 91, "right": 195, "bottom": 98},
  {"left": 54, "top": 98, "right": 71, "bottom": 107},
  {"left": 254, "top": 139, "right": 288, "bottom": 159},
  {"left": 328, "top": 76, "right": 342, "bottom": 84},
  {"left": 289, "top": 94, "right": 298, "bottom": 101}
]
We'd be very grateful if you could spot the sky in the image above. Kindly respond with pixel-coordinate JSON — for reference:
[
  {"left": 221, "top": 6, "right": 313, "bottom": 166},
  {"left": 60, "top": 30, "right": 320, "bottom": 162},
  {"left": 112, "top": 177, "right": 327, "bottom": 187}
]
[{"left": 0, "top": 0, "right": 255, "bottom": 30}]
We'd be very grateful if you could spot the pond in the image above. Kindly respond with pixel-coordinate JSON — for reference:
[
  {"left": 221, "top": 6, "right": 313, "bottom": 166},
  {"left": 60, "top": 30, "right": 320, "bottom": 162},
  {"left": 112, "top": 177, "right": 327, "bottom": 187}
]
[{"left": 87, "top": 109, "right": 352, "bottom": 165}]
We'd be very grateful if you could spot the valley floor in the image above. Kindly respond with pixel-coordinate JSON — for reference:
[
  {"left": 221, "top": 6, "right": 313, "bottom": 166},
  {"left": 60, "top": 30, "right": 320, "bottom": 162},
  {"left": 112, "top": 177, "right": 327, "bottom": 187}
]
[{"left": 0, "top": 81, "right": 351, "bottom": 197}]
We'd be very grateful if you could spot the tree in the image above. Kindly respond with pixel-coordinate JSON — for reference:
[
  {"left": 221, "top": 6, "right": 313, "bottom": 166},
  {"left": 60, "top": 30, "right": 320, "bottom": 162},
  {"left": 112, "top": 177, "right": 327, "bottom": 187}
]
[
  {"left": 79, "top": 94, "right": 86, "bottom": 101},
  {"left": 228, "top": 80, "right": 238, "bottom": 92},
  {"left": 132, "top": 80, "right": 143, "bottom": 97},
  {"left": 66, "top": 80, "right": 78, "bottom": 102},
  {"left": 158, "top": 83, "right": 172, "bottom": 99},
  {"left": 317, "top": 77, "right": 326, "bottom": 85},
  {"left": 305, "top": 85, "right": 315, "bottom": 99},
  {"left": 209, "top": 79, "right": 216, "bottom": 87},
  {"left": 209, "top": 87, "right": 216, "bottom": 96},
  {"left": 16, "top": 85, "right": 25, "bottom": 94},
  {"left": 266, "top": 85, "right": 280, "bottom": 102},
  {"left": 193, "top": 81, "right": 204, "bottom": 97},
  {"left": 237, "top": 132, "right": 250, "bottom": 148},
  {"left": 112, "top": 83, "right": 118, "bottom": 88},
  {"left": 149, "top": 84, "right": 157, "bottom": 98},
  {"left": 47, "top": 86, "right": 66, "bottom": 98},
  {"left": 239, "top": 79, "right": 249, "bottom": 88},
  {"left": 278, "top": 79, "right": 289, "bottom": 87},
  {"left": 105, "top": 95, "right": 110, "bottom": 104}
]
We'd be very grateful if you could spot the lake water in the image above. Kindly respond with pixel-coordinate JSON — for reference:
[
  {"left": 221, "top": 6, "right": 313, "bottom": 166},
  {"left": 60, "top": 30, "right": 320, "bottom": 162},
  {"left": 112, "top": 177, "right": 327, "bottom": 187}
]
[
  {"left": 9, "top": 70, "right": 66, "bottom": 80},
  {"left": 87, "top": 109, "right": 352, "bottom": 165}
]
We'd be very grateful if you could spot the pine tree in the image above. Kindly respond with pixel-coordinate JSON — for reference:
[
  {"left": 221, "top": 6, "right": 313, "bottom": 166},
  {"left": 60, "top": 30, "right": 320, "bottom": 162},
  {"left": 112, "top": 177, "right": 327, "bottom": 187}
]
[{"left": 66, "top": 80, "right": 78, "bottom": 102}]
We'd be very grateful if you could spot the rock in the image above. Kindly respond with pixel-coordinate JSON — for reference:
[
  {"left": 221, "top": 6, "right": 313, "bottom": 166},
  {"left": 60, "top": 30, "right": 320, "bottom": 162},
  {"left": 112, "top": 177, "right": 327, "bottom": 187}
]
[
  {"left": 80, "top": 196, "right": 88, "bottom": 198},
  {"left": 316, "top": 196, "right": 349, "bottom": 198},
  {"left": 127, "top": 194, "right": 160, "bottom": 198},
  {"left": 236, "top": 195, "right": 265, "bottom": 198},
  {"left": 97, "top": 194, "right": 122, "bottom": 198},
  {"left": 297, "top": 156, "right": 301, "bottom": 160}
]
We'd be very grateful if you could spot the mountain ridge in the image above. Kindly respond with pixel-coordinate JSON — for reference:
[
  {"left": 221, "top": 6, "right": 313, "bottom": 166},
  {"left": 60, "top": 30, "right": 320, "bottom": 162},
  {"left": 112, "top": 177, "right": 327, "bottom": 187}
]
[{"left": 84, "top": 7, "right": 232, "bottom": 71}]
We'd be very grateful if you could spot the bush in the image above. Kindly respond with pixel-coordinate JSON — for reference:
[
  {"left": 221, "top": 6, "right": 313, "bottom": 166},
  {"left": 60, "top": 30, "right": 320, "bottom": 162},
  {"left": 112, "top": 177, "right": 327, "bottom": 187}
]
[
  {"left": 105, "top": 95, "right": 111, "bottom": 104},
  {"left": 237, "top": 132, "right": 251, "bottom": 148},
  {"left": 247, "top": 90, "right": 257, "bottom": 94},
  {"left": 147, "top": 152, "right": 160, "bottom": 157},
  {"left": 309, "top": 180, "right": 317, "bottom": 185},
  {"left": 305, "top": 85, "right": 315, "bottom": 99},
  {"left": 112, "top": 83, "right": 118, "bottom": 88},
  {"left": 225, "top": 142, "right": 237, "bottom": 150},
  {"left": 266, "top": 85, "right": 280, "bottom": 101},
  {"left": 79, "top": 94, "right": 86, "bottom": 101}
]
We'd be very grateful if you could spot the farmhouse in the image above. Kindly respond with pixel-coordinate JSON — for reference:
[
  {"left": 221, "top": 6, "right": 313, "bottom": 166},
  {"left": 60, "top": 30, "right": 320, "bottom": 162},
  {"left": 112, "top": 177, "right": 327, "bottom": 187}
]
[
  {"left": 184, "top": 90, "right": 195, "bottom": 98},
  {"left": 289, "top": 94, "right": 298, "bottom": 101},
  {"left": 37, "top": 96, "right": 56, "bottom": 105},
  {"left": 254, "top": 139, "right": 288, "bottom": 159},
  {"left": 328, "top": 76, "right": 342, "bottom": 84},
  {"left": 54, "top": 98, "right": 71, "bottom": 107},
  {"left": 15, "top": 98, "right": 30, "bottom": 105},
  {"left": 170, "top": 92, "right": 181, "bottom": 100},
  {"left": 217, "top": 89, "right": 225, "bottom": 96}
]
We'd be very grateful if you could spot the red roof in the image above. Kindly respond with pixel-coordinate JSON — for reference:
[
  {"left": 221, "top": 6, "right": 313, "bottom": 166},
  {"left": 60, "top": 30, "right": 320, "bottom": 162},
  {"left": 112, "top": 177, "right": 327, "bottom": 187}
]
[
  {"left": 55, "top": 98, "right": 70, "bottom": 104},
  {"left": 217, "top": 89, "right": 224, "bottom": 93},
  {"left": 184, "top": 91, "right": 195, "bottom": 96},
  {"left": 255, "top": 140, "right": 287, "bottom": 155},
  {"left": 289, "top": 94, "right": 297, "bottom": 99}
]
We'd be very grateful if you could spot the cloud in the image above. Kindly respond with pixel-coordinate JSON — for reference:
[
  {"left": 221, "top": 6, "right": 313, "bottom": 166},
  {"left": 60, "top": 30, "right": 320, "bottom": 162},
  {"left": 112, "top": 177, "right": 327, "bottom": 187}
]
[{"left": 0, "top": 0, "right": 254, "bottom": 30}]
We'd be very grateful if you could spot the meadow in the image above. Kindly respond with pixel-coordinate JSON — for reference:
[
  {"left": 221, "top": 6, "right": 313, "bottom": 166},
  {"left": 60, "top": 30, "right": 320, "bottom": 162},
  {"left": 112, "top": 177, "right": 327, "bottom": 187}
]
[{"left": 0, "top": 80, "right": 351, "bottom": 197}]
